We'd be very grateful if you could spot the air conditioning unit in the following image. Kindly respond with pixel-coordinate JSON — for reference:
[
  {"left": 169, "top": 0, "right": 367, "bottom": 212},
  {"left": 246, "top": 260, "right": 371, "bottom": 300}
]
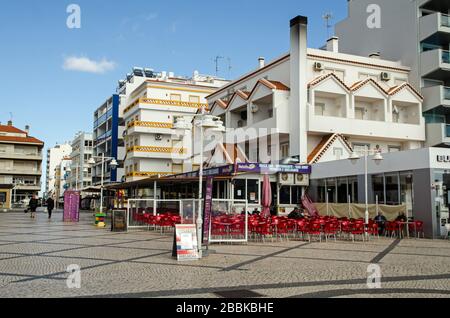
[
  {"left": 294, "top": 174, "right": 310, "bottom": 186},
  {"left": 155, "top": 134, "right": 163, "bottom": 141},
  {"left": 380, "top": 72, "right": 391, "bottom": 81},
  {"left": 251, "top": 104, "right": 259, "bottom": 113},
  {"left": 278, "top": 173, "right": 295, "bottom": 185},
  {"left": 314, "top": 62, "right": 325, "bottom": 71}
]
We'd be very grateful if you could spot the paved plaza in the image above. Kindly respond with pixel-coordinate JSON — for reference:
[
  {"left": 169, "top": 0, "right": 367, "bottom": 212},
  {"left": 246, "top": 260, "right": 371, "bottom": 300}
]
[{"left": 0, "top": 210, "right": 449, "bottom": 298}]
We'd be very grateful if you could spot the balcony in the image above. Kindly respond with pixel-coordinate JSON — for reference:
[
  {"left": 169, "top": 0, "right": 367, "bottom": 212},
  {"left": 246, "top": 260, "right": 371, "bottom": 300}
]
[
  {"left": 425, "top": 122, "right": 450, "bottom": 146},
  {"left": 124, "top": 98, "right": 207, "bottom": 115},
  {"left": 127, "top": 121, "right": 175, "bottom": 136},
  {"left": 422, "top": 85, "right": 450, "bottom": 112},
  {"left": 15, "top": 184, "right": 41, "bottom": 191},
  {"left": 308, "top": 111, "right": 425, "bottom": 142},
  {"left": 420, "top": 12, "right": 450, "bottom": 44},
  {"left": 126, "top": 171, "right": 173, "bottom": 180},
  {"left": 0, "top": 152, "right": 42, "bottom": 160},
  {"left": 126, "top": 146, "right": 187, "bottom": 160},
  {"left": 420, "top": 49, "right": 450, "bottom": 80},
  {"left": 0, "top": 168, "right": 42, "bottom": 176}
]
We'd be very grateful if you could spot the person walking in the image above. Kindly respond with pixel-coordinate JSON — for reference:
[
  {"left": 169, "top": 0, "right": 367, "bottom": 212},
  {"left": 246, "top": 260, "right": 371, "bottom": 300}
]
[
  {"left": 28, "top": 195, "right": 38, "bottom": 219},
  {"left": 46, "top": 197, "right": 55, "bottom": 219}
]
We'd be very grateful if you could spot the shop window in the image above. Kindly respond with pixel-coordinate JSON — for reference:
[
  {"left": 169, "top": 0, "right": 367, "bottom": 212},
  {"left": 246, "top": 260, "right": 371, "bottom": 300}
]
[
  {"left": 385, "top": 174, "right": 400, "bottom": 205},
  {"left": 247, "top": 179, "right": 259, "bottom": 204},
  {"left": 400, "top": 172, "right": 414, "bottom": 217},
  {"left": 337, "top": 177, "right": 348, "bottom": 203},
  {"left": 372, "top": 174, "right": 385, "bottom": 204},
  {"left": 233, "top": 179, "right": 245, "bottom": 200},
  {"left": 280, "top": 186, "right": 291, "bottom": 204}
]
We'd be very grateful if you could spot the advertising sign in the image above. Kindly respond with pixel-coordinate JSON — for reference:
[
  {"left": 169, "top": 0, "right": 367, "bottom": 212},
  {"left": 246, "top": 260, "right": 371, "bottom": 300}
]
[
  {"left": 236, "top": 163, "right": 311, "bottom": 174},
  {"left": 63, "top": 191, "right": 80, "bottom": 222},
  {"left": 175, "top": 224, "right": 199, "bottom": 261},
  {"left": 111, "top": 210, "right": 127, "bottom": 232},
  {"left": 202, "top": 176, "right": 214, "bottom": 244}
]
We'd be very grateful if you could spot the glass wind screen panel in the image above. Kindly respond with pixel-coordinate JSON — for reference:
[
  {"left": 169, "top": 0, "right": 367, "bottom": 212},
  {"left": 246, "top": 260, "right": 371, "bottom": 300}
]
[
  {"left": 337, "top": 177, "right": 348, "bottom": 203},
  {"left": 326, "top": 178, "right": 337, "bottom": 203},
  {"left": 400, "top": 172, "right": 414, "bottom": 217},
  {"left": 348, "top": 177, "right": 358, "bottom": 203}
]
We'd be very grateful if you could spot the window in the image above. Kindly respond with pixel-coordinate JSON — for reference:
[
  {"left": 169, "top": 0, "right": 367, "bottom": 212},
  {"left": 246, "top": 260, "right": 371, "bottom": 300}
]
[
  {"left": 233, "top": 179, "right": 245, "bottom": 200},
  {"left": 247, "top": 179, "right": 259, "bottom": 204},
  {"left": 372, "top": 174, "right": 385, "bottom": 204},
  {"left": 280, "top": 143, "right": 289, "bottom": 159},
  {"left": 355, "top": 107, "right": 365, "bottom": 120},
  {"left": 170, "top": 94, "right": 181, "bottom": 102},
  {"left": 0, "top": 192, "right": 6, "bottom": 203},
  {"left": 353, "top": 143, "right": 370, "bottom": 156},
  {"left": 333, "top": 147, "right": 343, "bottom": 160},
  {"left": 280, "top": 186, "right": 291, "bottom": 204},
  {"left": 134, "top": 163, "right": 138, "bottom": 172},
  {"left": 315, "top": 103, "right": 325, "bottom": 116},
  {"left": 385, "top": 174, "right": 399, "bottom": 205},
  {"left": 189, "top": 95, "right": 200, "bottom": 103},
  {"left": 388, "top": 146, "right": 401, "bottom": 153}
]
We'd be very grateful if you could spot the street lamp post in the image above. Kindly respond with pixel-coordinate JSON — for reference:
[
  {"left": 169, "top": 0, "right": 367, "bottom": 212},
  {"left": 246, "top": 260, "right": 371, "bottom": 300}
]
[
  {"left": 88, "top": 154, "right": 118, "bottom": 213},
  {"left": 173, "top": 107, "right": 225, "bottom": 258},
  {"left": 349, "top": 146, "right": 384, "bottom": 229}
]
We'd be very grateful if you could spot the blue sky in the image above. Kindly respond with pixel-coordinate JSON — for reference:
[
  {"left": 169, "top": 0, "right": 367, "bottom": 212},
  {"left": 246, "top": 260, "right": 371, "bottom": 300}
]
[{"left": 0, "top": 0, "right": 347, "bottom": 149}]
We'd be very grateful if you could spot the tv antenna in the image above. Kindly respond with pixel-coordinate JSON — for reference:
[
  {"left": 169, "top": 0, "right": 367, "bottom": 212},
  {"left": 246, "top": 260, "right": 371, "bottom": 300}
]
[
  {"left": 9, "top": 112, "right": 13, "bottom": 121},
  {"left": 322, "top": 12, "right": 334, "bottom": 39},
  {"left": 227, "top": 57, "right": 232, "bottom": 79},
  {"left": 214, "top": 56, "right": 224, "bottom": 77}
]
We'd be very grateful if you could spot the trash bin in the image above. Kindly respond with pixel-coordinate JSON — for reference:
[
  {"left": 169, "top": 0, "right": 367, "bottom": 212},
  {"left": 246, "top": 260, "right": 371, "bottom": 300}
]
[{"left": 111, "top": 210, "right": 127, "bottom": 232}]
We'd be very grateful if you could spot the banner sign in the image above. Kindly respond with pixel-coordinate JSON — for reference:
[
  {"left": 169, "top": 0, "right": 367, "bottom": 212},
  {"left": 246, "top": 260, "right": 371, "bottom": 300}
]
[
  {"left": 236, "top": 163, "right": 312, "bottom": 174},
  {"left": 202, "top": 176, "right": 214, "bottom": 245},
  {"left": 63, "top": 191, "right": 80, "bottom": 222},
  {"left": 175, "top": 224, "right": 199, "bottom": 261}
]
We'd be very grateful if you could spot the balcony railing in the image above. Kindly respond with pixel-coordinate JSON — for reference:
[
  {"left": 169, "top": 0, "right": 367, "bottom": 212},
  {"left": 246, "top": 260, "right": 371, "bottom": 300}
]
[
  {"left": 127, "top": 121, "right": 174, "bottom": 129},
  {"left": 126, "top": 146, "right": 186, "bottom": 154},
  {"left": 126, "top": 171, "right": 173, "bottom": 178},
  {"left": 94, "top": 108, "right": 113, "bottom": 128},
  {"left": 124, "top": 98, "right": 208, "bottom": 114}
]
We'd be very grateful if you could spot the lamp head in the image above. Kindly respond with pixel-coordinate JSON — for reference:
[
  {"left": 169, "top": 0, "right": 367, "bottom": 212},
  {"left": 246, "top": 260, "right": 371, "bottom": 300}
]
[{"left": 348, "top": 152, "right": 360, "bottom": 165}]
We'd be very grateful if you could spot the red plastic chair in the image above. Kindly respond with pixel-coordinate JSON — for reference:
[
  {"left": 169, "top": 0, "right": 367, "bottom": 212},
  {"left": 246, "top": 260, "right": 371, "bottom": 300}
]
[
  {"left": 323, "top": 222, "right": 338, "bottom": 242},
  {"left": 351, "top": 222, "right": 366, "bottom": 242},
  {"left": 307, "top": 222, "right": 323, "bottom": 242},
  {"left": 255, "top": 222, "right": 273, "bottom": 242}
]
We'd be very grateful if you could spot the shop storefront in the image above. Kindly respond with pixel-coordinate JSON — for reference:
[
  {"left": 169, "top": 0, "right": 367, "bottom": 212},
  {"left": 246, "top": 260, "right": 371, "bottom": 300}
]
[{"left": 310, "top": 147, "right": 450, "bottom": 238}]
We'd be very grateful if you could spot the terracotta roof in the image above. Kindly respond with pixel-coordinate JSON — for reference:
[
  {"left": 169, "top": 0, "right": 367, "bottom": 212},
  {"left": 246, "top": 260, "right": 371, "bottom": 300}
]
[
  {"left": 267, "top": 80, "right": 290, "bottom": 91},
  {"left": 388, "top": 83, "right": 423, "bottom": 100},
  {"left": 214, "top": 99, "right": 228, "bottom": 109},
  {"left": 206, "top": 143, "right": 249, "bottom": 167},
  {"left": 308, "top": 73, "right": 351, "bottom": 91},
  {"left": 0, "top": 125, "right": 26, "bottom": 134},
  {"left": 308, "top": 134, "right": 353, "bottom": 164},
  {"left": 350, "top": 78, "right": 388, "bottom": 95},
  {"left": 0, "top": 135, "right": 44, "bottom": 145}
]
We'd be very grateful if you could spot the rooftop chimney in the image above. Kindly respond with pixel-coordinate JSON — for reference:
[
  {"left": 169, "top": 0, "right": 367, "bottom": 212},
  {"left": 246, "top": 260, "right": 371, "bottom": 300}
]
[
  {"left": 258, "top": 57, "right": 265, "bottom": 69},
  {"left": 7, "top": 120, "right": 12, "bottom": 126},
  {"left": 326, "top": 36, "right": 339, "bottom": 53},
  {"left": 290, "top": 15, "right": 308, "bottom": 163},
  {"left": 25, "top": 125, "right": 30, "bottom": 135},
  {"left": 369, "top": 52, "right": 381, "bottom": 59}
]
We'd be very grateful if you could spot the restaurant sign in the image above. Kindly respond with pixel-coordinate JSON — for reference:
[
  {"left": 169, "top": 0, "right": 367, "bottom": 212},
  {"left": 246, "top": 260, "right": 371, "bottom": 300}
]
[
  {"left": 175, "top": 224, "right": 199, "bottom": 261},
  {"left": 437, "top": 155, "right": 450, "bottom": 163},
  {"left": 236, "top": 163, "right": 311, "bottom": 174}
]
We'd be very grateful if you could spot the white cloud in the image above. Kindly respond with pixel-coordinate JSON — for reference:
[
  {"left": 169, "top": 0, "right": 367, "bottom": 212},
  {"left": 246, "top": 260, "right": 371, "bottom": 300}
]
[
  {"left": 145, "top": 13, "right": 158, "bottom": 21},
  {"left": 63, "top": 56, "right": 116, "bottom": 74}
]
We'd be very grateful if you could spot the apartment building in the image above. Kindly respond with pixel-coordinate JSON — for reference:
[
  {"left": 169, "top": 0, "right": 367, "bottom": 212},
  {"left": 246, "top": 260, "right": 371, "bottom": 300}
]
[
  {"left": 207, "top": 17, "right": 425, "bottom": 168},
  {"left": 93, "top": 95, "right": 124, "bottom": 185},
  {"left": 335, "top": 0, "right": 450, "bottom": 147},
  {"left": 67, "top": 132, "right": 93, "bottom": 190},
  {"left": 123, "top": 70, "right": 228, "bottom": 182},
  {"left": 53, "top": 156, "right": 71, "bottom": 203},
  {"left": 45, "top": 143, "right": 72, "bottom": 198},
  {"left": 0, "top": 121, "right": 44, "bottom": 209}
]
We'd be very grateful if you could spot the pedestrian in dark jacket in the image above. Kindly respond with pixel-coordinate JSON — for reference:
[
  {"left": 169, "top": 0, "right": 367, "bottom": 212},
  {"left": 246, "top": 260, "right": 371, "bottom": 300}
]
[
  {"left": 28, "top": 195, "right": 38, "bottom": 219},
  {"left": 46, "top": 197, "right": 55, "bottom": 219}
]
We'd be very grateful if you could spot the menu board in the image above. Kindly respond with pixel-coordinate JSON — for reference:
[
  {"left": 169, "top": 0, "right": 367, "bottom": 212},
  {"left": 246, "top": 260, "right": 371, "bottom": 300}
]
[
  {"left": 175, "top": 224, "right": 199, "bottom": 261},
  {"left": 112, "top": 210, "right": 127, "bottom": 232}
]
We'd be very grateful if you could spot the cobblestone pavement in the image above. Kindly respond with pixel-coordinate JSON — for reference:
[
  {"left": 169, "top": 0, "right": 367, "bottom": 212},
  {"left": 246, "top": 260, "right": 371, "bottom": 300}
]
[{"left": 0, "top": 210, "right": 449, "bottom": 298}]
